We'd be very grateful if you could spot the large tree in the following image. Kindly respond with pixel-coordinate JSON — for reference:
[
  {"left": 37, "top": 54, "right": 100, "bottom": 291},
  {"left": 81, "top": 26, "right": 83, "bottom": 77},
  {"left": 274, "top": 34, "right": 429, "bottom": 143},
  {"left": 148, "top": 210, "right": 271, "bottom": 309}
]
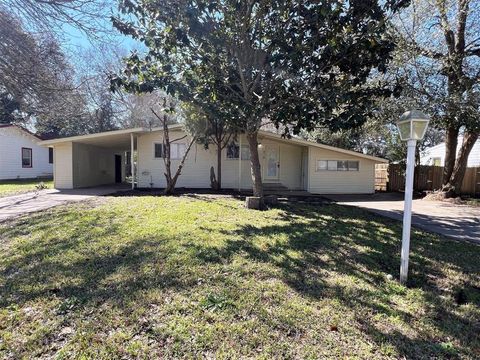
[
  {"left": 393, "top": 0, "right": 480, "bottom": 196},
  {"left": 112, "top": 0, "right": 408, "bottom": 202},
  {"left": 0, "top": 11, "right": 89, "bottom": 136},
  {"left": 0, "top": 0, "right": 112, "bottom": 39}
]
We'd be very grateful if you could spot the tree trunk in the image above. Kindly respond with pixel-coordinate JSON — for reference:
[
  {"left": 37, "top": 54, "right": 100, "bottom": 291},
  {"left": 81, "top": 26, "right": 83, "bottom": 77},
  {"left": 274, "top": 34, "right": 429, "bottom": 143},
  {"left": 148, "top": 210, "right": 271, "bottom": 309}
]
[
  {"left": 246, "top": 131, "right": 264, "bottom": 202},
  {"left": 216, "top": 144, "right": 222, "bottom": 191},
  {"left": 442, "top": 126, "right": 459, "bottom": 185},
  {"left": 442, "top": 131, "right": 479, "bottom": 197},
  {"left": 164, "top": 137, "right": 196, "bottom": 195}
]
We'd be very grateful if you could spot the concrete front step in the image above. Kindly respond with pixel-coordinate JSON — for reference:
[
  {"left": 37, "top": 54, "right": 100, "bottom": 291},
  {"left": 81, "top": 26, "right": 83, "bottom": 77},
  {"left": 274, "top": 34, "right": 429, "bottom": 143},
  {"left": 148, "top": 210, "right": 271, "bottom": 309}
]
[{"left": 262, "top": 182, "right": 288, "bottom": 191}]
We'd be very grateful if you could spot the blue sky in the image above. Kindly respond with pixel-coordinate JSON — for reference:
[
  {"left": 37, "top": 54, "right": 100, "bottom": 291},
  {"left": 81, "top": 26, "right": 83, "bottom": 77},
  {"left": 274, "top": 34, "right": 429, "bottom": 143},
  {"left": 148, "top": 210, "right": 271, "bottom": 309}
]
[{"left": 60, "top": 14, "right": 143, "bottom": 63}]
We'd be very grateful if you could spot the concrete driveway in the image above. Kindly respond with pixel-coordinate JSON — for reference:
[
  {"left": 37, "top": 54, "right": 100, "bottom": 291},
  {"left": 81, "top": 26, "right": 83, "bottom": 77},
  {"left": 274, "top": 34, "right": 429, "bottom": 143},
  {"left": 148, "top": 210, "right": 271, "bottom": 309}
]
[
  {"left": 326, "top": 193, "right": 480, "bottom": 244},
  {"left": 0, "top": 185, "right": 130, "bottom": 222}
]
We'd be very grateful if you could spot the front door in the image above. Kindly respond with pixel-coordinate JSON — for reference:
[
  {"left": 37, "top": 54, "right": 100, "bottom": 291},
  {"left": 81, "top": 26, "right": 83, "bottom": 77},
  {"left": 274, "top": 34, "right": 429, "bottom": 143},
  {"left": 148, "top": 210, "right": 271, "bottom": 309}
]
[
  {"left": 114, "top": 155, "right": 122, "bottom": 183},
  {"left": 264, "top": 145, "right": 280, "bottom": 181}
]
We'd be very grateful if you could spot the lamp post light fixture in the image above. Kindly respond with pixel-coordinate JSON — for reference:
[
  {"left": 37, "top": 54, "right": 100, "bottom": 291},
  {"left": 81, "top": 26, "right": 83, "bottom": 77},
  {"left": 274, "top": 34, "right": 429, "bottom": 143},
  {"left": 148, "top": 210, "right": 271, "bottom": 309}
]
[{"left": 396, "top": 110, "right": 430, "bottom": 285}]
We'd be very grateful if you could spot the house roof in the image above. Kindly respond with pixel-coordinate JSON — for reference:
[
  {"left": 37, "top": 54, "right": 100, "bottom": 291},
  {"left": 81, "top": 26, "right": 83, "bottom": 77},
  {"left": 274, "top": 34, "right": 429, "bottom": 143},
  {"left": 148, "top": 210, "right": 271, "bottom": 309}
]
[
  {"left": 258, "top": 130, "right": 388, "bottom": 163},
  {"left": 0, "top": 123, "right": 45, "bottom": 140},
  {"left": 39, "top": 125, "right": 388, "bottom": 163}
]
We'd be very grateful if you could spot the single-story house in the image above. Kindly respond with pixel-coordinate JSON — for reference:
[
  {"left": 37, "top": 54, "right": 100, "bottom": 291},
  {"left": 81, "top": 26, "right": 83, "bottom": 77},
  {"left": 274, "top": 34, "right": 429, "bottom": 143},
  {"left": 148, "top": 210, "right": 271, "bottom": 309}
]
[
  {"left": 0, "top": 124, "right": 53, "bottom": 180},
  {"left": 39, "top": 125, "right": 388, "bottom": 194},
  {"left": 421, "top": 136, "right": 480, "bottom": 167}
]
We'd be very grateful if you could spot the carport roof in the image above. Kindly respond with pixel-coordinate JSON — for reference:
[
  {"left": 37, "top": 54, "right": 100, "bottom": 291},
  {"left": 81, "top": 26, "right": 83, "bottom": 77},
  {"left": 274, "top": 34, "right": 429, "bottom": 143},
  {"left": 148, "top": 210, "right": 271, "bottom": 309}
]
[
  {"left": 39, "top": 125, "right": 187, "bottom": 149},
  {"left": 39, "top": 127, "right": 148, "bottom": 149}
]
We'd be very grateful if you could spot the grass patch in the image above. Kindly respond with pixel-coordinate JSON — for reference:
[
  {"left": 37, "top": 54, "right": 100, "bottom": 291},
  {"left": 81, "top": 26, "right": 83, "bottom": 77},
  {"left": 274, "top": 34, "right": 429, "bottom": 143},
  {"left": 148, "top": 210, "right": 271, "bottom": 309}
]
[
  {"left": 0, "top": 178, "right": 53, "bottom": 197},
  {"left": 0, "top": 195, "right": 479, "bottom": 358},
  {"left": 464, "top": 198, "right": 480, "bottom": 207}
]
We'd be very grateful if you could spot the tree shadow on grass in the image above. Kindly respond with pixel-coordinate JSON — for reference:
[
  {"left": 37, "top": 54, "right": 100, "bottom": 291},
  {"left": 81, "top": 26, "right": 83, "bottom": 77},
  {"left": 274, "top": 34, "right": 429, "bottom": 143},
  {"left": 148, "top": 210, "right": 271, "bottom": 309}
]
[
  {"left": 185, "top": 202, "right": 480, "bottom": 358},
  {"left": 0, "top": 200, "right": 478, "bottom": 358},
  {"left": 0, "top": 209, "right": 196, "bottom": 309}
]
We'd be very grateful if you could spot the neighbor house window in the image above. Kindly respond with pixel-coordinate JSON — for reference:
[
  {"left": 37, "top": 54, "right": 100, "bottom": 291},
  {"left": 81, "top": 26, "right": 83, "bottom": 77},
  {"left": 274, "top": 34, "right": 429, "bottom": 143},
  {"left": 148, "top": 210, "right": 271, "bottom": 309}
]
[
  {"left": 227, "top": 143, "right": 250, "bottom": 160},
  {"left": 432, "top": 157, "right": 441, "bottom": 166},
  {"left": 154, "top": 143, "right": 163, "bottom": 158},
  {"left": 49, "top": 148, "right": 53, "bottom": 164},
  {"left": 22, "top": 147, "right": 32, "bottom": 168},
  {"left": 226, "top": 143, "right": 239, "bottom": 159},
  {"left": 316, "top": 160, "right": 359, "bottom": 171}
]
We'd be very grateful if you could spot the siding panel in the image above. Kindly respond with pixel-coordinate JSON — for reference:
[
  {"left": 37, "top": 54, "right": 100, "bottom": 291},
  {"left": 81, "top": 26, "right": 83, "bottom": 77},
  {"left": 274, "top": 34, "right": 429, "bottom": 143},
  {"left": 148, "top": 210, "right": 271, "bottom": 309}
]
[
  {"left": 53, "top": 143, "right": 73, "bottom": 189},
  {"left": 0, "top": 126, "right": 53, "bottom": 179},
  {"left": 136, "top": 131, "right": 304, "bottom": 189},
  {"left": 308, "top": 147, "right": 376, "bottom": 194}
]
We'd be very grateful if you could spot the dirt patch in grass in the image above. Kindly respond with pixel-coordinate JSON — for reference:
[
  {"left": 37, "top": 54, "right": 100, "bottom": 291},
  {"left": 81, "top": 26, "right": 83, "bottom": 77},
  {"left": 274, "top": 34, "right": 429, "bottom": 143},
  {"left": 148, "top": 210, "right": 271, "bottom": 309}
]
[{"left": 0, "top": 196, "right": 479, "bottom": 358}]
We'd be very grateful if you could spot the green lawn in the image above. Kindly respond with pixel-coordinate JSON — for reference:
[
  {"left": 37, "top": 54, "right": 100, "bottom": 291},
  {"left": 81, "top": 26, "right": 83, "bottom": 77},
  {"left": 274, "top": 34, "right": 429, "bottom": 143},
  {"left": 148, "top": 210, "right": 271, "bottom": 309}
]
[
  {"left": 0, "top": 178, "right": 53, "bottom": 197},
  {"left": 0, "top": 196, "right": 479, "bottom": 359}
]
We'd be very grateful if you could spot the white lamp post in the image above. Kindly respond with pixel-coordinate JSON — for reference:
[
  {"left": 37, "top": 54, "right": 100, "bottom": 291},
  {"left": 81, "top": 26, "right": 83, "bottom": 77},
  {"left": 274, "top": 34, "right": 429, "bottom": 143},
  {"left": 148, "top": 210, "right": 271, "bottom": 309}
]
[{"left": 396, "top": 110, "right": 430, "bottom": 285}]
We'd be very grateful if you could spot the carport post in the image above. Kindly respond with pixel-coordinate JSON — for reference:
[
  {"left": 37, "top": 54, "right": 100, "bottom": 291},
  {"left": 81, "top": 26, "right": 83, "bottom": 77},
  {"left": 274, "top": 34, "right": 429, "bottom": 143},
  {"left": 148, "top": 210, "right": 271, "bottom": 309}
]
[{"left": 130, "top": 133, "right": 135, "bottom": 190}]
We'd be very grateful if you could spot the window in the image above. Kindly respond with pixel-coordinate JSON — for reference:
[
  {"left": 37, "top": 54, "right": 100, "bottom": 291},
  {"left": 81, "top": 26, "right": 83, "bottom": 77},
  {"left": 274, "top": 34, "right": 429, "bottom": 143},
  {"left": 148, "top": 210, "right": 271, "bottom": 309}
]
[
  {"left": 154, "top": 143, "right": 163, "bottom": 158},
  {"left": 327, "top": 160, "right": 337, "bottom": 171},
  {"left": 48, "top": 148, "right": 53, "bottom": 164},
  {"left": 126, "top": 151, "right": 131, "bottom": 165},
  {"left": 316, "top": 160, "right": 327, "bottom": 171},
  {"left": 432, "top": 157, "right": 441, "bottom": 166},
  {"left": 226, "top": 143, "right": 239, "bottom": 159},
  {"left": 154, "top": 143, "right": 186, "bottom": 159},
  {"left": 316, "top": 160, "right": 359, "bottom": 172},
  {"left": 22, "top": 147, "right": 32, "bottom": 168},
  {"left": 347, "top": 161, "right": 359, "bottom": 171},
  {"left": 240, "top": 145, "right": 250, "bottom": 160},
  {"left": 227, "top": 143, "right": 250, "bottom": 160},
  {"left": 337, "top": 161, "right": 348, "bottom": 171},
  {"left": 170, "top": 143, "right": 186, "bottom": 160}
]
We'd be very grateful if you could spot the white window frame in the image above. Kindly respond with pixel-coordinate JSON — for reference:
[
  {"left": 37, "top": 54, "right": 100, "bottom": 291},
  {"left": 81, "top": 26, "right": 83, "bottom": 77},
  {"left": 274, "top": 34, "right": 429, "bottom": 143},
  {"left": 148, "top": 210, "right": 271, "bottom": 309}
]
[
  {"left": 22, "top": 147, "right": 32, "bottom": 168},
  {"left": 170, "top": 143, "right": 186, "bottom": 160},
  {"left": 226, "top": 143, "right": 250, "bottom": 160},
  {"left": 240, "top": 145, "right": 250, "bottom": 160},
  {"left": 316, "top": 160, "right": 360, "bottom": 172},
  {"left": 316, "top": 160, "right": 327, "bottom": 171},
  {"left": 226, "top": 143, "right": 240, "bottom": 160},
  {"left": 154, "top": 143, "right": 163, "bottom": 159}
]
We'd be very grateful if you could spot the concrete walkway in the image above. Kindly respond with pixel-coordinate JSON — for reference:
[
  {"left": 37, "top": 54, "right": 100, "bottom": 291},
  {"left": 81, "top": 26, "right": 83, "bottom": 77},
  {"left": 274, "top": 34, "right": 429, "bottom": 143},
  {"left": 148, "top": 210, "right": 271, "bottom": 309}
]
[
  {"left": 0, "top": 185, "right": 130, "bottom": 222},
  {"left": 326, "top": 193, "right": 480, "bottom": 243}
]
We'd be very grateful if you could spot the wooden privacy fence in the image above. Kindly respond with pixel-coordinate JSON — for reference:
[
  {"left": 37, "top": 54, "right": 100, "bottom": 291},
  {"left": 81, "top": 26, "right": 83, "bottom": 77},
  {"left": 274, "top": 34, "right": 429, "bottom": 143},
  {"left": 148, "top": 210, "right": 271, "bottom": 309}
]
[{"left": 375, "top": 164, "right": 480, "bottom": 196}]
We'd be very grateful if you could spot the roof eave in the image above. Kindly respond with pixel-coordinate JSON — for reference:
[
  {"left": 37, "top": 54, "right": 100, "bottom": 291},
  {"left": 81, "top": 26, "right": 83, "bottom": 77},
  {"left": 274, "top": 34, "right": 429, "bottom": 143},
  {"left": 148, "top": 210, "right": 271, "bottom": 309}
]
[
  {"left": 39, "top": 127, "right": 147, "bottom": 146},
  {"left": 258, "top": 130, "right": 389, "bottom": 163}
]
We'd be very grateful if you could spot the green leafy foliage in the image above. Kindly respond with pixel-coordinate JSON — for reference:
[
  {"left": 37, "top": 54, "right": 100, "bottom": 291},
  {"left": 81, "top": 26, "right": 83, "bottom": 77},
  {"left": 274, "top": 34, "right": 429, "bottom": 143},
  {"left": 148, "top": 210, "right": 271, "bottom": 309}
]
[{"left": 111, "top": 0, "right": 409, "bottom": 135}]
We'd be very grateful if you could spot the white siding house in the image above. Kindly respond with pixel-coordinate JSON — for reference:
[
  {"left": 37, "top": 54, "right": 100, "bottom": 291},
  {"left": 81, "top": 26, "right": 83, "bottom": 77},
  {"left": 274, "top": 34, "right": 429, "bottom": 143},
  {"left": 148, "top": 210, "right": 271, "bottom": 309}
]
[
  {"left": 0, "top": 124, "right": 53, "bottom": 180},
  {"left": 40, "top": 125, "right": 387, "bottom": 194},
  {"left": 421, "top": 137, "right": 480, "bottom": 167}
]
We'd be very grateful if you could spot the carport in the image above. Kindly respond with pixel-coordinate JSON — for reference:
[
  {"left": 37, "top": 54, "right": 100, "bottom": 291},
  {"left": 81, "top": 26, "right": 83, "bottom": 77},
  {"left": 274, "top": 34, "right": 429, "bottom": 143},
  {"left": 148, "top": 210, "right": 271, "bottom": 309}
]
[{"left": 40, "top": 128, "right": 145, "bottom": 189}]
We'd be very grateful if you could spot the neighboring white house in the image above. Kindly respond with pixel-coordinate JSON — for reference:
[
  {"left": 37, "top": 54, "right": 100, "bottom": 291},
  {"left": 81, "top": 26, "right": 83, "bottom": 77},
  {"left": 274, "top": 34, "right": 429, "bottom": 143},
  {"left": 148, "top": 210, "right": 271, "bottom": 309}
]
[
  {"left": 420, "top": 136, "right": 480, "bottom": 167},
  {"left": 0, "top": 124, "right": 53, "bottom": 180},
  {"left": 40, "top": 125, "right": 388, "bottom": 194}
]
